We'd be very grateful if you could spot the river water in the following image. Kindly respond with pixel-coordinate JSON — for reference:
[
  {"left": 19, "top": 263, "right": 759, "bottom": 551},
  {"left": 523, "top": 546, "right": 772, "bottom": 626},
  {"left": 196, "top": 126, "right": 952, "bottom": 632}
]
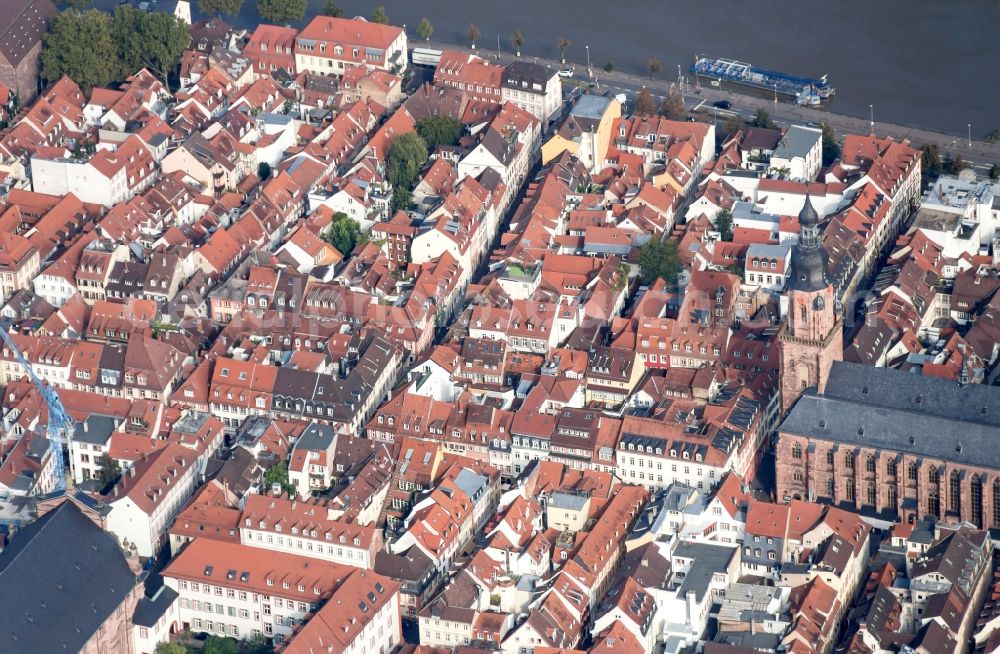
[{"left": 189, "top": 0, "right": 1000, "bottom": 136}]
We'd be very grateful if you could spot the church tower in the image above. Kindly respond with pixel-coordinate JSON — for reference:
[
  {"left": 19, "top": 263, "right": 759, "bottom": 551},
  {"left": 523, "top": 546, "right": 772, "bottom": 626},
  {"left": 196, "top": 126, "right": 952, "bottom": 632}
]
[{"left": 779, "top": 194, "right": 843, "bottom": 413}]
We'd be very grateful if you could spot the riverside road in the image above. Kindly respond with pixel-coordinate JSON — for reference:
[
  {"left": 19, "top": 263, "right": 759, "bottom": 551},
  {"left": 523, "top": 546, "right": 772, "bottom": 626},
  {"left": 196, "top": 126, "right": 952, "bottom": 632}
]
[{"left": 175, "top": 0, "right": 1000, "bottom": 142}]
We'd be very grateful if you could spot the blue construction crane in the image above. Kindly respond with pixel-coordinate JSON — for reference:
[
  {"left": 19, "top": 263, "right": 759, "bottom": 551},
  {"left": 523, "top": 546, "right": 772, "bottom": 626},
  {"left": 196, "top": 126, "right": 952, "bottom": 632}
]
[{"left": 0, "top": 323, "right": 72, "bottom": 492}]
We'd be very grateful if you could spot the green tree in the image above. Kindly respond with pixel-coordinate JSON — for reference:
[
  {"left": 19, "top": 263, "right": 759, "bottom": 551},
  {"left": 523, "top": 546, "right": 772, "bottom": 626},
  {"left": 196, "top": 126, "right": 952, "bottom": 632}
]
[
  {"left": 96, "top": 453, "right": 121, "bottom": 491},
  {"left": 202, "top": 636, "right": 239, "bottom": 654},
  {"left": 197, "top": 0, "right": 243, "bottom": 16},
  {"left": 370, "top": 6, "right": 389, "bottom": 24},
  {"left": 239, "top": 636, "right": 274, "bottom": 654},
  {"left": 637, "top": 238, "right": 682, "bottom": 285},
  {"left": 263, "top": 461, "right": 297, "bottom": 495},
  {"left": 603, "top": 61, "right": 614, "bottom": 72},
  {"left": 392, "top": 188, "right": 414, "bottom": 213},
  {"left": 647, "top": 56, "right": 662, "bottom": 78},
  {"left": 990, "top": 164, "right": 1000, "bottom": 181},
  {"left": 942, "top": 153, "right": 966, "bottom": 176},
  {"left": 321, "top": 0, "right": 344, "bottom": 16},
  {"left": 41, "top": 10, "right": 118, "bottom": 92},
  {"left": 634, "top": 88, "right": 655, "bottom": 116},
  {"left": 557, "top": 37, "right": 571, "bottom": 64},
  {"left": 751, "top": 108, "right": 775, "bottom": 129},
  {"left": 657, "top": 88, "right": 686, "bottom": 120},
  {"left": 467, "top": 23, "right": 480, "bottom": 49},
  {"left": 721, "top": 114, "right": 744, "bottom": 139},
  {"left": 416, "top": 18, "right": 433, "bottom": 42},
  {"left": 256, "top": 0, "right": 307, "bottom": 24},
  {"left": 386, "top": 132, "right": 429, "bottom": 211},
  {"left": 511, "top": 29, "right": 525, "bottom": 56},
  {"left": 55, "top": 0, "right": 93, "bottom": 7},
  {"left": 155, "top": 643, "right": 188, "bottom": 654},
  {"left": 920, "top": 143, "right": 943, "bottom": 186},
  {"left": 819, "top": 122, "right": 840, "bottom": 167},
  {"left": 257, "top": 162, "right": 271, "bottom": 180},
  {"left": 985, "top": 129, "right": 1000, "bottom": 143},
  {"left": 416, "top": 115, "right": 463, "bottom": 150},
  {"left": 715, "top": 209, "right": 734, "bottom": 242},
  {"left": 323, "top": 212, "right": 368, "bottom": 255},
  {"left": 112, "top": 6, "right": 191, "bottom": 87}
]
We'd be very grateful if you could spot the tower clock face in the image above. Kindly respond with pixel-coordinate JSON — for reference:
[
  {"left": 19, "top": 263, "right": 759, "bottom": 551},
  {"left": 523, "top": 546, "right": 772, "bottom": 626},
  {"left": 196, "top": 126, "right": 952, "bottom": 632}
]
[{"left": 813, "top": 296, "right": 825, "bottom": 311}]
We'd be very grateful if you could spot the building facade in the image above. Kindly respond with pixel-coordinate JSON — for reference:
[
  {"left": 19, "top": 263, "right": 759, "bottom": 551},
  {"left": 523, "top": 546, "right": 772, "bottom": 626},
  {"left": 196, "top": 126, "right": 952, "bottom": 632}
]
[{"left": 776, "top": 361, "right": 1000, "bottom": 530}]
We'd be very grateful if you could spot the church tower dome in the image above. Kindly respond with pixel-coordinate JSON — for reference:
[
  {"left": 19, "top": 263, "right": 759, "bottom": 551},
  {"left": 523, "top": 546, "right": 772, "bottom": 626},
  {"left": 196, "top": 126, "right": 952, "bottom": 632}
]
[{"left": 787, "top": 193, "right": 829, "bottom": 292}]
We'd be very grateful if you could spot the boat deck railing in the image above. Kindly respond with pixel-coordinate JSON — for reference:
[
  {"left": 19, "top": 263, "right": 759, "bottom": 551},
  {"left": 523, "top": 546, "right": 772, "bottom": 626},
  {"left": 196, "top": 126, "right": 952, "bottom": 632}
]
[{"left": 691, "top": 57, "right": 832, "bottom": 96}]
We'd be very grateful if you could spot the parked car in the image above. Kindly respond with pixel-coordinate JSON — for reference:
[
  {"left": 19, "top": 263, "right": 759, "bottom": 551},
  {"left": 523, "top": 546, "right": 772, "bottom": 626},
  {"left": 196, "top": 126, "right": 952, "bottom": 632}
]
[
  {"left": 558, "top": 68, "right": 574, "bottom": 78},
  {"left": 712, "top": 99, "right": 732, "bottom": 110}
]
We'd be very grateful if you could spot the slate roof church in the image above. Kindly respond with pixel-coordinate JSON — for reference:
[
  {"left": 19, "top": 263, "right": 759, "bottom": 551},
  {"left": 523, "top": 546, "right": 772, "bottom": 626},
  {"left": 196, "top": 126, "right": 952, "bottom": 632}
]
[
  {"left": 0, "top": 496, "right": 149, "bottom": 653},
  {"left": 776, "top": 361, "right": 1000, "bottom": 528}
]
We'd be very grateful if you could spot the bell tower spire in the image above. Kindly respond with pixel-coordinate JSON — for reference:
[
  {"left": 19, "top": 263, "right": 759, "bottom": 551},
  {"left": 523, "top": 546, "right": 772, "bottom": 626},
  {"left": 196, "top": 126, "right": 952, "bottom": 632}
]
[{"left": 779, "top": 192, "right": 842, "bottom": 413}]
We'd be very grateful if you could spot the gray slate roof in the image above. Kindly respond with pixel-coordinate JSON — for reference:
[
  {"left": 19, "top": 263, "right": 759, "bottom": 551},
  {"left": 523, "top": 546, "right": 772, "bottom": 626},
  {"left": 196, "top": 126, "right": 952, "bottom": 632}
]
[
  {"left": 772, "top": 125, "right": 821, "bottom": 161},
  {"left": 72, "top": 415, "right": 120, "bottom": 446},
  {"left": 822, "top": 361, "right": 1000, "bottom": 428},
  {"left": 0, "top": 501, "right": 137, "bottom": 653},
  {"left": 780, "top": 362, "right": 1000, "bottom": 467},
  {"left": 673, "top": 541, "right": 737, "bottom": 602},
  {"left": 780, "top": 392, "right": 1000, "bottom": 468}
]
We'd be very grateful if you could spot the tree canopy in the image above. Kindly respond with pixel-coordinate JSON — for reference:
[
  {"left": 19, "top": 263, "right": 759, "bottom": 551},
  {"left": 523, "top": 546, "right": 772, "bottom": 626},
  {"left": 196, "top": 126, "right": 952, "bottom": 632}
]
[
  {"left": 321, "top": 0, "right": 344, "bottom": 16},
  {"left": 942, "top": 153, "right": 966, "bottom": 176},
  {"left": 416, "top": 115, "right": 463, "bottom": 150},
  {"left": 819, "top": 122, "right": 840, "bottom": 167},
  {"left": 43, "top": 8, "right": 190, "bottom": 91},
  {"left": 370, "top": 6, "right": 389, "bottom": 24},
  {"left": 715, "top": 209, "right": 734, "bottom": 242},
  {"left": 112, "top": 5, "right": 191, "bottom": 87},
  {"left": 96, "top": 453, "right": 121, "bottom": 492},
  {"left": 202, "top": 637, "right": 239, "bottom": 654},
  {"left": 647, "top": 56, "right": 662, "bottom": 78},
  {"left": 511, "top": 29, "right": 525, "bottom": 54},
  {"left": 42, "top": 10, "right": 119, "bottom": 92},
  {"left": 751, "top": 108, "right": 775, "bottom": 129},
  {"left": 637, "top": 238, "right": 682, "bottom": 285},
  {"left": 990, "top": 164, "right": 1000, "bottom": 181},
  {"left": 467, "top": 24, "right": 480, "bottom": 47},
  {"left": 657, "top": 88, "right": 686, "bottom": 120},
  {"left": 557, "top": 37, "right": 570, "bottom": 62},
  {"left": 256, "top": 0, "right": 307, "bottom": 24},
  {"left": 416, "top": 18, "right": 433, "bottom": 42},
  {"left": 633, "top": 88, "right": 655, "bottom": 117},
  {"left": 322, "top": 212, "right": 368, "bottom": 256},
  {"left": 387, "top": 132, "right": 429, "bottom": 211},
  {"left": 154, "top": 644, "right": 188, "bottom": 654},
  {"left": 263, "top": 461, "right": 297, "bottom": 496},
  {"left": 920, "top": 143, "right": 943, "bottom": 188},
  {"left": 197, "top": 0, "right": 244, "bottom": 16},
  {"left": 721, "top": 114, "right": 744, "bottom": 140}
]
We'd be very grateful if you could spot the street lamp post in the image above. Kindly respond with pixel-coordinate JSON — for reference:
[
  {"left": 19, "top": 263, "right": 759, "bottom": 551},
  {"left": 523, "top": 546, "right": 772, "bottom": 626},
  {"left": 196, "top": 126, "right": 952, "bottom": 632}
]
[
  {"left": 968, "top": 123, "right": 972, "bottom": 150},
  {"left": 869, "top": 104, "right": 874, "bottom": 134},
  {"left": 586, "top": 45, "right": 592, "bottom": 81}
]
